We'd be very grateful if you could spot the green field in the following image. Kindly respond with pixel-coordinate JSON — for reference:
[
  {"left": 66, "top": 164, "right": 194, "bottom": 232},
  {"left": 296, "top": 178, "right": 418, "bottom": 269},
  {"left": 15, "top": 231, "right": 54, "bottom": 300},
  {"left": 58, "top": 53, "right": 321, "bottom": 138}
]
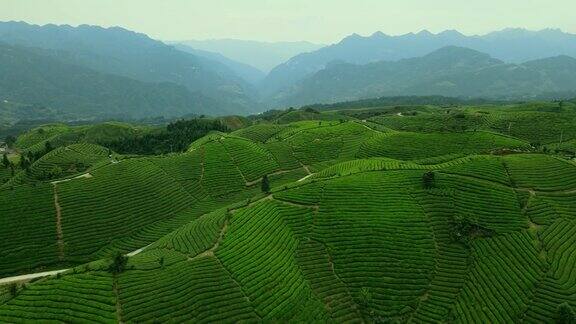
[{"left": 1, "top": 102, "right": 575, "bottom": 322}]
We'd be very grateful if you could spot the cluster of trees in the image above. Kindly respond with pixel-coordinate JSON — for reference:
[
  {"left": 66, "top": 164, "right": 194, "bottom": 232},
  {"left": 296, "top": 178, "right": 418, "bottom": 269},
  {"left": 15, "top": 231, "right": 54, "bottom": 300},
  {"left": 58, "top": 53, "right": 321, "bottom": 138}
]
[
  {"left": 108, "top": 252, "right": 128, "bottom": 274},
  {"left": 301, "top": 96, "right": 501, "bottom": 112},
  {"left": 101, "top": 119, "right": 229, "bottom": 155},
  {"left": 451, "top": 214, "right": 495, "bottom": 246},
  {"left": 557, "top": 303, "right": 575, "bottom": 324},
  {"left": 36, "top": 166, "right": 64, "bottom": 181}
]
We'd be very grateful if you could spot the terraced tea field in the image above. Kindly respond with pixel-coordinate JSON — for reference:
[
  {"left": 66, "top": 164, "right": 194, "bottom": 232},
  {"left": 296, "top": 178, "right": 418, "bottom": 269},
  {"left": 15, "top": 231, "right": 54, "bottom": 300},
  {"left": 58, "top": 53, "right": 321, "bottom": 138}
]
[{"left": 1, "top": 104, "right": 576, "bottom": 322}]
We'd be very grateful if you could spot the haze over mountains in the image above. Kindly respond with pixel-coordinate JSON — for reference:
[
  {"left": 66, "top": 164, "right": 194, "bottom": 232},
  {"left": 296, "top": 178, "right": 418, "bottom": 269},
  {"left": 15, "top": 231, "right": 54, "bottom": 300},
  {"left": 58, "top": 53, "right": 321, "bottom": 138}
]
[
  {"left": 262, "top": 28, "right": 576, "bottom": 99},
  {"left": 175, "top": 39, "right": 325, "bottom": 73},
  {"left": 0, "top": 43, "right": 218, "bottom": 119},
  {"left": 0, "top": 21, "right": 260, "bottom": 118},
  {"left": 271, "top": 47, "right": 576, "bottom": 107},
  {"left": 1, "top": 21, "right": 576, "bottom": 120},
  {"left": 173, "top": 44, "right": 267, "bottom": 85}
]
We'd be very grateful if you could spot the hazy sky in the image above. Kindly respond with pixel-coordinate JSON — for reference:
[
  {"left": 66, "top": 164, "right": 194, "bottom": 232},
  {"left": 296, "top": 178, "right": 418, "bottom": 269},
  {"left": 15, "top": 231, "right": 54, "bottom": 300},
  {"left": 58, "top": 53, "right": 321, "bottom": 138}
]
[{"left": 2, "top": 0, "right": 575, "bottom": 43}]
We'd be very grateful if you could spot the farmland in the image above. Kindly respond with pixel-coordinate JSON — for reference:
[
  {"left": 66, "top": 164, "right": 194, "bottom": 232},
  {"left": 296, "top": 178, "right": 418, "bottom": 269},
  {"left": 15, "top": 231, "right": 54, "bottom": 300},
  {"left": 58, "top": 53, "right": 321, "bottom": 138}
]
[{"left": 1, "top": 101, "right": 576, "bottom": 322}]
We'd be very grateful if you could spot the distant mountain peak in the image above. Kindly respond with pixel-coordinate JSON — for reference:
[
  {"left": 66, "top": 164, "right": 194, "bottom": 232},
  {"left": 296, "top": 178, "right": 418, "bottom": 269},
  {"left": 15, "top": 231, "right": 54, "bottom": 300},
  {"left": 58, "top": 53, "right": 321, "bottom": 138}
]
[
  {"left": 427, "top": 45, "right": 485, "bottom": 56},
  {"left": 525, "top": 54, "right": 576, "bottom": 66},
  {"left": 420, "top": 46, "right": 502, "bottom": 66},
  {"left": 438, "top": 29, "right": 465, "bottom": 37},
  {"left": 370, "top": 31, "right": 388, "bottom": 39},
  {"left": 485, "top": 27, "right": 573, "bottom": 40},
  {"left": 342, "top": 33, "right": 363, "bottom": 42}
]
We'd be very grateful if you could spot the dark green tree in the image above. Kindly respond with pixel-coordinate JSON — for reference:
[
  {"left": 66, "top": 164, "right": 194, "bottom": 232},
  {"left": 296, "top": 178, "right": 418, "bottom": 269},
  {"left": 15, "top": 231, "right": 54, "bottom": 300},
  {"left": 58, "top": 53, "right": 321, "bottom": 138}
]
[
  {"left": 2, "top": 153, "right": 9, "bottom": 168},
  {"left": 4, "top": 135, "right": 16, "bottom": 148},
  {"left": 108, "top": 252, "right": 128, "bottom": 274},
  {"left": 44, "top": 141, "right": 54, "bottom": 154},
  {"left": 423, "top": 171, "right": 435, "bottom": 189},
  {"left": 9, "top": 283, "right": 18, "bottom": 297},
  {"left": 19, "top": 155, "right": 30, "bottom": 171},
  {"left": 557, "top": 303, "right": 575, "bottom": 324},
  {"left": 261, "top": 174, "right": 271, "bottom": 193}
]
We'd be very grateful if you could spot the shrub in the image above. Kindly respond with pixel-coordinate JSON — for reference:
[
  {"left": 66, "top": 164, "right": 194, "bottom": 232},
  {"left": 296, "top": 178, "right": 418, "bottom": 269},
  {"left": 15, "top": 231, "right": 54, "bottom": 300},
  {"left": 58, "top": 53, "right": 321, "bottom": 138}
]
[
  {"left": 108, "top": 252, "right": 128, "bottom": 274},
  {"left": 359, "top": 287, "right": 372, "bottom": 309},
  {"left": 8, "top": 283, "right": 18, "bottom": 297},
  {"left": 556, "top": 303, "right": 575, "bottom": 324},
  {"left": 422, "top": 171, "right": 435, "bottom": 189},
  {"left": 451, "top": 215, "right": 494, "bottom": 245},
  {"left": 2, "top": 153, "right": 9, "bottom": 168},
  {"left": 261, "top": 174, "right": 271, "bottom": 193}
]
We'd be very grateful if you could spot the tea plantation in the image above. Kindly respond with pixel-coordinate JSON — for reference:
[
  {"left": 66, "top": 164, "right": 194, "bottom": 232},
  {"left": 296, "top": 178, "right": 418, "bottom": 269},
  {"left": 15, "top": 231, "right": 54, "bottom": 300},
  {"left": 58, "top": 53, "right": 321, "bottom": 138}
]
[{"left": 1, "top": 102, "right": 575, "bottom": 322}]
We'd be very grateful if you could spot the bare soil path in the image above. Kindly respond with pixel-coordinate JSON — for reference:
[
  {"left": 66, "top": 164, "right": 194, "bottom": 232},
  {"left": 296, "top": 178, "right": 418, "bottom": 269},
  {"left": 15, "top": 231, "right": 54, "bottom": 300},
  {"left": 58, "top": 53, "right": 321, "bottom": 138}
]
[
  {"left": 0, "top": 269, "right": 68, "bottom": 285},
  {"left": 53, "top": 184, "right": 65, "bottom": 261}
]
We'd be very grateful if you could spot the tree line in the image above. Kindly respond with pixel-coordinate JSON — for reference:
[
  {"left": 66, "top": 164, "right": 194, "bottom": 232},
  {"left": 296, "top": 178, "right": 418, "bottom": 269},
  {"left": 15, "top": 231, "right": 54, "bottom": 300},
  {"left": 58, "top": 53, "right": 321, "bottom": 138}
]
[{"left": 100, "top": 119, "right": 229, "bottom": 155}]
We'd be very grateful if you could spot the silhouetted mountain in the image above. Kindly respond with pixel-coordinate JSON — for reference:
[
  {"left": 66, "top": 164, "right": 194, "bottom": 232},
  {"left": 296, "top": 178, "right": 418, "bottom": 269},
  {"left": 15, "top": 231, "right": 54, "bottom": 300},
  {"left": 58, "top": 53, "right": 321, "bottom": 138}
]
[
  {"left": 173, "top": 44, "right": 266, "bottom": 84},
  {"left": 177, "top": 39, "right": 324, "bottom": 73},
  {"left": 0, "top": 44, "right": 219, "bottom": 118},
  {"left": 263, "top": 28, "right": 576, "bottom": 99},
  {"left": 272, "top": 47, "right": 576, "bottom": 106},
  {"left": 0, "top": 21, "right": 260, "bottom": 114}
]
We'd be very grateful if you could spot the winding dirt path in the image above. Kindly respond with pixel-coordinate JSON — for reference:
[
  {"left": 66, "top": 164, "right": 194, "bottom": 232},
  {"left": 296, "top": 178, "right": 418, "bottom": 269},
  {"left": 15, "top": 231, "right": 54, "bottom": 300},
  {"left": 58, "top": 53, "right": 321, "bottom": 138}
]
[
  {"left": 199, "top": 146, "right": 205, "bottom": 182},
  {"left": 0, "top": 246, "right": 149, "bottom": 286},
  {"left": 50, "top": 172, "right": 92, "bottom": 185},
  {"left": 0, "top": 270, "right": 68, "bottom": 285},
  {"left": 53, "top": 184, "right": 65, "bottom": 261},
  {"left": 189, "top": 220, "right": 229, "bottom": 261},
  {"left": 298, "top": 173, "right": 314, "bottom": 182}
]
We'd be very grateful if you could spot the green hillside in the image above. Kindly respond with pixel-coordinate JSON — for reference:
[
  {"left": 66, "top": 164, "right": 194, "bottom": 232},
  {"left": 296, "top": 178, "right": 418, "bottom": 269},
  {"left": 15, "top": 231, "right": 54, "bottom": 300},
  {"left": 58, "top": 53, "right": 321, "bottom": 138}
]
[
  {"left": 0, "top": 21, "right": 260, "bottom": 116},
  {"left": 1, "top": 153, "right": 574, "bottom": 322},
  {"left": 1, "top": 102, "right": 575, "bottom": 322},
  {"left": 0, "top": 44, "right": 221, "bottom": 119}
]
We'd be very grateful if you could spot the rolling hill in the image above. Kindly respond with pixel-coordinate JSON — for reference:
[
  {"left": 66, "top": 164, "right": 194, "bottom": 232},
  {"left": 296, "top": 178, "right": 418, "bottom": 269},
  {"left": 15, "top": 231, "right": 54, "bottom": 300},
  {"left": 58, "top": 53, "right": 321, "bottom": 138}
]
[{"left": 1, "top": 102, "right": 576, "bottom": 322}]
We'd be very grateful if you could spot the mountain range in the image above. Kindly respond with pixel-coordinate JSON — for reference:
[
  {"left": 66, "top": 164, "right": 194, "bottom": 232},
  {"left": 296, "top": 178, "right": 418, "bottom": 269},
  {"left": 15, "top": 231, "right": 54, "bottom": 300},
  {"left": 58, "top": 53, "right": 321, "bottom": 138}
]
[
  {"left": 262, "top": 28, "right": 576, "bottom": 99},
  {"left": 0, "top": 43, "right": 220, "bottom": 119},
  {"left": 1, "top": 21, "right": 576, "bottom": 120},
  {"left": 0, "top": 21, "right": 261, "bottom": 117},
  {"left": 270, "top": 46, "right": 576, "bottom": 106}
]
